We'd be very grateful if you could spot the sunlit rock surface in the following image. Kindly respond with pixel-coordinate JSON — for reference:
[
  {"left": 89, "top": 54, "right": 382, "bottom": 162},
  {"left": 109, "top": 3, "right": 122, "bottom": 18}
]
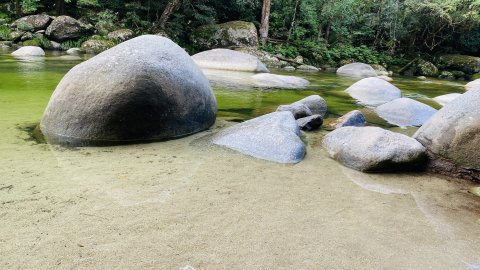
[
  {"left": 374, "top": 98, "right": 437, "bottom": 127},
  {"left": 345, "top": 77, "right": 401, "bottom": 106}
]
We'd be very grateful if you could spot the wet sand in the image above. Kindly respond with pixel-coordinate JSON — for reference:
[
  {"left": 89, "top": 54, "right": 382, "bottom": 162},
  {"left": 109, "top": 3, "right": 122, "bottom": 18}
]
[{"left": 1, "top": 120, "right": 480, "bottom": 269}]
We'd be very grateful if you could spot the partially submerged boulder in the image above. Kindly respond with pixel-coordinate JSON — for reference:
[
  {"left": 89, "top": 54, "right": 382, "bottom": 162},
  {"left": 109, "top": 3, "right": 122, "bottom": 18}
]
[
  {"left": 45, "top": 16, "right": 93, "bottom": 42},
  {"left": 323, "top": 126, "right": 427, "bottom": 172},
  {"left": 414, "top": 88, "right": 480, "bottom": 180},
  {"left": 291, "top": 95, "right": 328, "bottom": 117},
  {"left": 432, "top": 93, "right": 462, "bottom": 106},
  {"left": 192, "top": 49, "right": 269, "bottom": 72},
  {"left": 465, "top": 79, "right": 480, "bottom": 91},
  {"left": 11, "top": 46, "right": 45, "bottom": 57},
  {"left": 345, "top": 77, "right": 401, "bottom": 106},
  {"left": 374, "top": 98, "right": 437, "bottom": 127},
  {"left": 337, "top": 63, "right": 377, "bottom": 78},
  {"left": 251, "top": 73, "right": 309, "bottom": 89},
  {"left": 437, "top": 54, "right": 480, "bottom": 74},
  {"left": 212, "top": 112, "right": 305, "bottom": 163},
  {"left": 40, "top": 35, "right": 217, "bottom": 146},
  {"left": 11, "top": 14, "right": 52, "bottom": 31},
  {"left": 277, "top": 103, "right": 312, "bottom": 119},
  {"left": 328, "top": 110, "right": 366, "bottom": 129},
  {"left": 192, "top": 21, "right": 258, "bottom": 50}
]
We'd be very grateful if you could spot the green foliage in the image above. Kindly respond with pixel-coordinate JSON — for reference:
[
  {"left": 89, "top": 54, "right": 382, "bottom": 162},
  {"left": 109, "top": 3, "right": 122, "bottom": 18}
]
[
  {"left": 0, "top": 26, "right": 11, "bottom": 41},
  {"left": 60, "top": 37, "right": 89, "bottom": 50}
]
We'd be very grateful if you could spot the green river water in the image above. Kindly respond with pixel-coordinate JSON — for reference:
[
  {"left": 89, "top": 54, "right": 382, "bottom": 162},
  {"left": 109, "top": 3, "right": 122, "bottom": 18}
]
[{"left": 1, "top": 49, "right": 479, "bottom": 269}]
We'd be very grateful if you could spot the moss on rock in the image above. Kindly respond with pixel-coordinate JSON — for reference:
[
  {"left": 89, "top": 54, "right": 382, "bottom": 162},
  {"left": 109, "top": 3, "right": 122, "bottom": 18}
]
[
  {"left": 192, "top": 20, "right": 258, "bottom": 50},
  {"left": 437, "top": 54, "right": 480, "bottom": 74}
]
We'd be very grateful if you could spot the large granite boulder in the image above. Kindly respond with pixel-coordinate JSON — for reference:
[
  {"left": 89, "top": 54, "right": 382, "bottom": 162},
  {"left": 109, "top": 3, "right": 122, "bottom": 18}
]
[
  {"left": 323, "top": 126, "right": 427, "bottom": 172},
  {"left": 45, "top": 16, "right": 93, "bottom": 42},
  {"left": 11, "top": 14, "right": 52, "bottom": 31},
  {"left": 413, "top": 88, "right": 480, "bottom": 179},
  {"left": 374, "top": 98, "right": 437, "bottom": 127},
  {"left": 328, "top": 110, "right": 366, "bottom": 129},
  {"left": 192, "top": 49, "right": 269, "bottom": 72},
  {"left": 437, "top": 54, "right": 480, "bottom": 74},
  {"left": 345, "top": 77, "right": 401, "bottom": 106},
  {"left": 336, "top": 63, "right": 377, "bottom": 78},
  {"left": 465, "top": 79, "right": 480, "bottom": 91},
  {"left": 416, "top": 60, "right": 439, "bottom": 77},
  {"left": 192, "top": 21, "right": 258, "bottom": 50},
  {"left": 11, "top": 46, "right": 45, "bottom": 57},
  {"left": 212, "top": 112, "right": 305, "bottom": 163},
  {"left": 432, "top": 93, "right": 462, "bottom": 106},
  {"left": 251, "top": 73, "right": 309, "bottom": 89},
  {"left": 40, "top": 35, "right": 217, "bottom": 146}
]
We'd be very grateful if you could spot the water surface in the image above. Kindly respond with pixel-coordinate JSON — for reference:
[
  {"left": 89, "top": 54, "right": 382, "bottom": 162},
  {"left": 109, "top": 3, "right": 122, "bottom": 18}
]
[{"left": 0, "top": 50, "right": 479, "bottom": 269}]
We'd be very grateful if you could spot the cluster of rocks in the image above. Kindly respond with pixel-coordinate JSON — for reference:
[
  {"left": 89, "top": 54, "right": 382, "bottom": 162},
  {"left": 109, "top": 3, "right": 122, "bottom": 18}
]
[
  {"left": 2, "top": 14, "right": 135, "bottom": 55},
  {"left": 402, "top": 55, "right": 480, "bottom": 81}
]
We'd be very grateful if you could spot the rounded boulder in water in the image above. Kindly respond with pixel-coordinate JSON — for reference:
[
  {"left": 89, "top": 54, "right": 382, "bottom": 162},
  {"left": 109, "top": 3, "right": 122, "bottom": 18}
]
[{"left": 40, "top": 35, "right": 217, "bottom": 146}]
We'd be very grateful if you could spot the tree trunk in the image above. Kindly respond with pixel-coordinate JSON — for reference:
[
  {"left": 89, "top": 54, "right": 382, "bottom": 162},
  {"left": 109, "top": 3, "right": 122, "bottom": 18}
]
[
  {"left": 55, "top": 0, "right": 66, "bottom": 15},
  {"left": 287, "top": 0, "right": 300, "bottom": 42},
  {"left": 152, "top": 0, "right": 181, "bottom": 32},
  {"left": 259, "top": 0, "right": 271, "bottom": 44},
  {"left": 14, "top": 0, "right": 21, "bottom": 17}
]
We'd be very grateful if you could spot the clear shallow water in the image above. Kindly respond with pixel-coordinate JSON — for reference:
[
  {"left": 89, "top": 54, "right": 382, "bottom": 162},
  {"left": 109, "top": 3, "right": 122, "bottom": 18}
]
[{"left": 0, "top": 49, "right": 479, "bottom": 269}]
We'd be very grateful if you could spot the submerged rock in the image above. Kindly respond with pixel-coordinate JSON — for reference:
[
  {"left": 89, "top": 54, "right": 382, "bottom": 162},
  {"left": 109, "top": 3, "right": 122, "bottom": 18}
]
[
  {"left": 323, "top": 126, "right": 427, "bottom": 172},
  {"left": 192, "top": 21, "right": 258, "bottom": 50},
  {"left": 432, "top": 93, "right": 462, "bottom": 106},
  {"left": 328, "top": 110, "right": 366, "bottom": 129},
  {"left": 374, "top": 98, "right": 437, "bottom": 127},
  {"left": 11, "top": 46, "right": 45, "bottom": 57},
  {"left": 337, "top": 63, "right": 377, "bottom": 78},
  {"left": 40, "top": 35, "right": 217, "bottom": 146},
  {"left": 251, "top": 73, "right": 309, "bottom": 89},
  {"left": 45, "top": 16, "right": 93, "bottom": 42},
  {"left": 413, "top": 88, "right": 480, "bottom": 179},
  {"left": 212, "top": 111, "right": 305, "bottom": 163},
  {"left": 465, "top": 79, "right": 480, "bottom": 91},
  {"left": 192, "top": 49, "right": 269, "bottom": 72},
  {"left": 296, "top": 115, "right": 323, "bottom": 131},
  {"left": 345, "top": 77, "right": 401, "bottom": 106}
]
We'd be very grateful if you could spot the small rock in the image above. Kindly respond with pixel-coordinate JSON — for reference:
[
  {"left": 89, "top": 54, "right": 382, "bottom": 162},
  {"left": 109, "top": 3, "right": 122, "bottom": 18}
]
[
  {"left": 277, "top": 103, "right": 312, "bottom": 119},
  {"left": 294, "top": 56, "right": 304, "bottom": 64},
  {"left": 417, "top": 76, "right": 427, "bottom": 80},
  {"left": 291, "top": 95, "right": 328, "bottom": 117},
  {"left": 66, "top": 48, "right": 81, "bottom": 55},
  {"left": 107, "top": 29, "right": 134, "bottom": 41},
  {"left": 283, "top": 66, "right": 295, "bottom": 71},
  {"left": 212, "top": 111, "right": 305, "bottom": 163},
  {"left": 329, "top": 110, "right": 366, "bottom": 129},
  {"left": 337, "top": 63, "right": 377, "bottom": 78},
  {"left": 20, "top": 32, "right": 33, "bottom": 41},
  {"left": 11, "top": 46, "right": 45, "bottom": 57},
  {"left": 296, "top": 115, "right": 323, "bottom": 131},
  {"left": 296, "top": 64, "right": 319, "bottom": 71},
  {"left": 80, "top": 39, "right": 115, "bottom": 54},
  {"left": 323, "top": 126, "right": 427, "bottom": 172},
  {"left": 50, "top": 41, "right": 61, "bottom": 50}
]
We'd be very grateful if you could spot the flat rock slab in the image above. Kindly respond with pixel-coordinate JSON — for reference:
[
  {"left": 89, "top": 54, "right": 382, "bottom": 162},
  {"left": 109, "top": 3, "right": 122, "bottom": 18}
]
[
  {"left": 345, "top": 77, "right": 401, "bottom": 106},
  {"left": 251, "top": 73, "right": 309, "bottom": 89},
  {"left": 323, "top": 126, "right": 426, "bottom": 172},
  {"left": 212, "top": 111, "right": 305, "bottom": 163},
  {"left": 433, "top": 93, "right": 462, "bottom": 106},
  {"left": 374, "top": 98, "right": 437, "bottom": 127},
  {"left": 192, "top": 49, "right": 269, "bottom": 72},
  {"left": 337, "top": 63, "right": 377, "bottom": 78}
]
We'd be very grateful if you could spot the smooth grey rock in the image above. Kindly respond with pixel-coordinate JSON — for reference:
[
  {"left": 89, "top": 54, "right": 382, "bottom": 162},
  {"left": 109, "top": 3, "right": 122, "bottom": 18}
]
[
  {"left": 277, "top": 103, "right": 312, "bottom": 119},
  {"left": 432, "top": 93, "right": 462, "bottom": 106},
  {"left": 107, "top": 29, "right": 134, "bottom": 41},
  {"left": 50, "top": 41, "right": 61, "bottom": 50},
  {"left": 329, "top": 110, "right": 366, "bottom": 129},
  {"left": 375, "top": 98, "right": 437, "bottom": 127},
  {"left": 345, "top": 77, "right": 401, "bottom": 106},
  {"left": 283, "top": 66, "right": 295, "bottom": 71},
  {"left": 192, "top": 49, "right": 269, "bottom": 73},
  {"left": 212, "top": 112, "right": 305, "bottom": 163},
  {"left": 20, "top": 32, "right": 33, "bottom": 41},
  {"left": 296, "top": 115, "right": 323, "bottom": 131},
  {"left": 465, "top": 79, "right": 480, "bottom": 91},
  {"left": 45, "top": 16, "right": 93, "bottom": 42},
  {"left": 414, "top": 88, "right": 480, "bottom": 170},
  {"left": 337, "top": 63, "right": 377, "bottom": 78},
  {"left": 9, "top": 31, "right": 24, "bottom": 42},
  {"left": 11, "top": 46, "right": 45, "bottom": 57},
  {"left": 417, "top": 76, "right": 427, "bottom": 80},
  {"left": 40, "top": 35, "right": 217, "bottom": 146},
  {"left": 66, "top": 47, "right": 81, "bottom": 55},
  {"left": 291, "top": 95, "right": 328, "bottom": 117},
  {"left": 323, "top": 126, "right": 427, "bottom": 172},
  {"left": 251, "top": 73, "right": 309, "bottom": 89},
  {"left": 296, "top": 64, "right": 319, "bottom": 71},
  {"left": 11, "top": 14, "right": 52, "bottom": 31}
]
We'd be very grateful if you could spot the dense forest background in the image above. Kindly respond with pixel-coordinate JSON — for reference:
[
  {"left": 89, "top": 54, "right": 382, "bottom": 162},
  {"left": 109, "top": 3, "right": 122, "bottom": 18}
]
[{"left": 1, "top": 0, "right": 480, "bottom": 67}]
